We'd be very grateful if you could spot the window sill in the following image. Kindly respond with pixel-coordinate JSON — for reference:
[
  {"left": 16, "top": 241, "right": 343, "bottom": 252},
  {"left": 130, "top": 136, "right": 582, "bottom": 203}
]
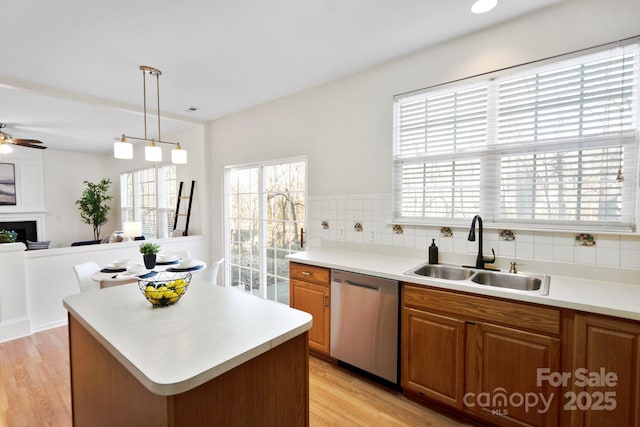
[{"left": 389, "top": 220, "right": 638, "bottom": 236}]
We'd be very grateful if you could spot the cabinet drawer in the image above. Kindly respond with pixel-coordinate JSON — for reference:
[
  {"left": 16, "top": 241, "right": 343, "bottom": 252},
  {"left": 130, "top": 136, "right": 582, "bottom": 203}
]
[
  {"left": 290, "top": 262, "right": 330, "bottom": 287},
  {"left": 402, "top": 283, "right": 561, "bottom": 336}
]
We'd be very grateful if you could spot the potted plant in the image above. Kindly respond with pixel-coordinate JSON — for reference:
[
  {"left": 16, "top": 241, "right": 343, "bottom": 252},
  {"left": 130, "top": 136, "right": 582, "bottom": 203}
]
[
  {"left": 139, "top": 242, "right": 161, "bottom": 269},
  {"left": 0, "top": 229, "right": 17, "bottom": 243},
  {"left": 75, "top": 178, "right": 113, "bottom": 241}
]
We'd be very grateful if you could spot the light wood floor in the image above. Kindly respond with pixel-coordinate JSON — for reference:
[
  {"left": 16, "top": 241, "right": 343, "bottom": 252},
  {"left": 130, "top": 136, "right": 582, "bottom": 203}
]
[{"left": 0, "top": 327, "right": 470, "bottom": 426}]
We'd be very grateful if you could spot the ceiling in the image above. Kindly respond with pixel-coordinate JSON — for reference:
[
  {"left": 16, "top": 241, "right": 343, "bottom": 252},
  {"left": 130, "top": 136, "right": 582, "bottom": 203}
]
[{"left": 0, "top": 0, "right": 563, "bottom": 153}]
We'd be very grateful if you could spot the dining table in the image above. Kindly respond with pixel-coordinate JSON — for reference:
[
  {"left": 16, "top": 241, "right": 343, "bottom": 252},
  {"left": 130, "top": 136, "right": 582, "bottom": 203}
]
[{"left": 91, "top": 257, "right": 208, "bottom": 289}]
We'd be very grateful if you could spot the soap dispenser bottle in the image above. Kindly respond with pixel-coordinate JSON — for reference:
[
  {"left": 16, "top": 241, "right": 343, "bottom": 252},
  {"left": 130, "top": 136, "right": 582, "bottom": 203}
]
[{"left": 428, "top": 239, "right": 438, "bottom": 264}]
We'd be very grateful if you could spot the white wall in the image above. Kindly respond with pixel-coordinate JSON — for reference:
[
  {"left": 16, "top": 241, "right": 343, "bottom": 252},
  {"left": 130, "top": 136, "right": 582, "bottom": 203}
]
[
  {"left": 208, "top": 0, "right": 640, "bottom": 278},
  {"left": 0, "top": 243, "right": 30, "bottom": 342}
]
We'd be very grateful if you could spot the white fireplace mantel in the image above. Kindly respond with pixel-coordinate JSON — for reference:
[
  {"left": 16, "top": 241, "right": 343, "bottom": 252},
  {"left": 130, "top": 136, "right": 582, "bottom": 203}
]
[
  {"left": 0, "top": 211, "right": 47, "bottom": 241},
  {"left": 0, "top": 148, "right": 47, "bottom": 240}
]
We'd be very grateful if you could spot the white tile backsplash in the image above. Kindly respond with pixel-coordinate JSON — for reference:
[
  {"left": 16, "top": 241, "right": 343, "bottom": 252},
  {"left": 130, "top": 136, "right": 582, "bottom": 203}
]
[
  {"left": 621, "top": 249, "right": 640, "bottom": 269},
  {"left": 597, "top": 245, "right": 621, "bottom": 267},
  {"left": 553, "top": 233, "right": 575, "bottom": 246},
  {"left": 621, "top": 236, "right": 640, "bottom": 251},
  {"left": 553, "top": 244, "right": 575, "bottom": 263},
  {"left": 534, "top": 232, "right": 554, "bottom": 245},
  {"left": 515, "top": 241, "right": 534, "bottom": 259},
  {"left": 498, "top": 240, "right": 516, "bottom": 257},
  {"left": 307, "top": 193, "right": 640, "bottom": 275},
  {"left": 438, "top": 235, "right": 454, "bottom": 253},
  {"left": 534, "top": 243, "right": 554, "bottom": 261},
  {"left": 516, "top": 231, "right": 535, "bottom": 243},
  {"left": 574, "top": 245, "right": 596, "bottom": 265},
  {"left": 597, "top": 234, "right": 621, "bottom": 249}
]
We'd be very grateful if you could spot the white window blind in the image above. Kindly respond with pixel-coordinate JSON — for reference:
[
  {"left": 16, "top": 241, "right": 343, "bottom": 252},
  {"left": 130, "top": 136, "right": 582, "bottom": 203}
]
[
  {"left": 393, "top": 40, "right": 639, "bottom": 231},
  {"left": 120, "top": 164, "right": 177, "bottom": 239}
]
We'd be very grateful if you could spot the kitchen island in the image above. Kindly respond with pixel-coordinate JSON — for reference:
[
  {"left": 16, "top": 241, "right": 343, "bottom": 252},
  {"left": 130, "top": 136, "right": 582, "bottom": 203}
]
[{"left": 63, "top": 280, "right": 312, "bottom": 426}]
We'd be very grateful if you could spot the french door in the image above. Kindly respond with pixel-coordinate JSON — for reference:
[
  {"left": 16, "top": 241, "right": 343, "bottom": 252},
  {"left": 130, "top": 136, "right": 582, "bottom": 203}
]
[{"left": 225, "top": 158, "right": 305, "bottom": 304}]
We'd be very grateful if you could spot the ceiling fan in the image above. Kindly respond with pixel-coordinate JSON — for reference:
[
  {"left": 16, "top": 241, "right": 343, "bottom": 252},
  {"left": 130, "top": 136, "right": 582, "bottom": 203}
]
[{"left": 0, "top": 123, "right": 48, "bottom": 151}]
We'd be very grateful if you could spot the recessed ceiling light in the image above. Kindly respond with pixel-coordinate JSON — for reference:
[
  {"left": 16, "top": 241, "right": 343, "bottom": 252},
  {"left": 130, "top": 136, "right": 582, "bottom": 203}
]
[{"left": 471, "top": 0, "right": 497, "bottom": 14}]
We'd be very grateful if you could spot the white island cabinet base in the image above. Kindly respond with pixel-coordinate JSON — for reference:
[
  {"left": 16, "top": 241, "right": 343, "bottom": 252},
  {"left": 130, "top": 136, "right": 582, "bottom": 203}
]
[{"left": 64, "top": 281, "right": 312, "bottom": 426}]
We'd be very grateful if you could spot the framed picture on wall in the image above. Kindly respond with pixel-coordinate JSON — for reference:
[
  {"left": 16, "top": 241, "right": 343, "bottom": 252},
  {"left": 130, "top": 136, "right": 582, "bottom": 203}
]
[{"left": 0, "top": 163, "right": 17, "bottom": 205}]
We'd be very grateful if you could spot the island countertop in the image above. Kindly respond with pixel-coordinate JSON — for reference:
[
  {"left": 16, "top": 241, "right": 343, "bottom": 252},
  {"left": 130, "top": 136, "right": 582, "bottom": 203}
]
[{"left": 63, "top": 280, "right": 312, "bottom": 396}]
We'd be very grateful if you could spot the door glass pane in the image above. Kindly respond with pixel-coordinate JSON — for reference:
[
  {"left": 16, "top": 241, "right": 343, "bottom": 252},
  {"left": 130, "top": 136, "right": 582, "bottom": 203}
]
[
  {"left": 225, "top": 160, "right": 305, "bottom": 305},
  {"left": 263, "top": 161, "right": 305, "bottom": 304},
  {"left": 227, "top": 166, "right": 260, "bottom": 295}
]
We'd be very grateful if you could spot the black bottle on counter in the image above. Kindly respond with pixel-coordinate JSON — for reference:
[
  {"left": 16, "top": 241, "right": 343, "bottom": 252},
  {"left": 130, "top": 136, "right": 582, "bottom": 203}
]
[{"left": 428, "top": 239, "right": 438, "bottom": 264}]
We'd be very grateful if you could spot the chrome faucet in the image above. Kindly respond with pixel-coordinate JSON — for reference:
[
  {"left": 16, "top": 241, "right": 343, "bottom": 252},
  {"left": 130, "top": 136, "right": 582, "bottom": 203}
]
[{"left": 467, "top": 215, "right": 495, "bottom": 269}]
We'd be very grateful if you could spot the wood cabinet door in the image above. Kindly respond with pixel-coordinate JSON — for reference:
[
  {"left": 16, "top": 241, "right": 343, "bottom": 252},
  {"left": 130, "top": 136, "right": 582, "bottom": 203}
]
[
  {"left": 571, "top": 314, "right": 640, "bottom": 427},
  {"left": 291, "top": 280, "right": 330, "bottom": 355},
  {"left": 401, "top": 307, "right": 466, "bottom": 408},
  {"left": 467, "top": 322, "right": 561, "bottom": 427}
]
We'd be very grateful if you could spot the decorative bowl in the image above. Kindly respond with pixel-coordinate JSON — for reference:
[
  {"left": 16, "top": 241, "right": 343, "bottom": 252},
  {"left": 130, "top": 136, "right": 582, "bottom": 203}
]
[{"left": 138, "top": 271, "right": 192, "bottom": 307}]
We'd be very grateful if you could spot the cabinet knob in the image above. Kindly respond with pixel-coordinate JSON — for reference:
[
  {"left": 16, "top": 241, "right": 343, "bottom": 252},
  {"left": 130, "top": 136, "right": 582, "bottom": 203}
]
[
  {"left": 301, "top": 271, "right": 312, "bottom": 276},
  {"left": 324, "top": 295, "right": 329, "bottom": 307}
]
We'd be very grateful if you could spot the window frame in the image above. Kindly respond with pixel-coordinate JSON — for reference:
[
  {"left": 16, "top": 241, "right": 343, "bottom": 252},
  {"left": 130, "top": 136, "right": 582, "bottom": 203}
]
[
  {"left": 120, "top": 164, "right": 177, "bottom": 239},
  {"left": 393, "top": 38, "right": 640, "bottom": 232}
]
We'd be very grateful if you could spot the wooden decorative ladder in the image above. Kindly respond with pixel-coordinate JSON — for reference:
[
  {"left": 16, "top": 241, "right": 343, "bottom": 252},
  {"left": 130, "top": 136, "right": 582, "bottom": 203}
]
[{"left": 173, "top": 180, "right": 195, "bottom": 236}]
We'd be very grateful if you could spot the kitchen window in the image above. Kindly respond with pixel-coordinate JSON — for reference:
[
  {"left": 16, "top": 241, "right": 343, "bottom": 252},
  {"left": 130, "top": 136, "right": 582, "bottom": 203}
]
[
  {"left": 120, "top": 164, "right": 177, "bottom": 239},
  {"left": 224, "top": 158, "right": 306, "bottom": 305},
  {"left": 393, "top": 40, "right": 639, "bottom": 231}
]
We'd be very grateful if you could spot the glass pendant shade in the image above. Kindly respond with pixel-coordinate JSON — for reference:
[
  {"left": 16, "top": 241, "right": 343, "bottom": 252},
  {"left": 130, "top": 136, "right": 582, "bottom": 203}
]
[
  {"left": 0, "top": 142, "right": 13, "bottom": 154},
  {"left": 113, "top": 138, "right": 133, "bottom": 159},
  {"left": 145, "top": 141, "right": 162, "bottom": 162},
  {"left": 171, "top": 144, "right": 188, "bottom": 164},
  {"left": 471, "top": 0, "right": 497, "bottom": 13}
]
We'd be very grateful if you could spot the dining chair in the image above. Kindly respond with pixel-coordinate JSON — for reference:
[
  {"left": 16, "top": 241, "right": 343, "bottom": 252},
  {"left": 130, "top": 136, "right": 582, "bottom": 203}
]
[
  {"left": 205, "top": 258, "right": 225, "bottom": 286},
  {"left": 73, "top": 261, "right": 100, "bottom": 292}
]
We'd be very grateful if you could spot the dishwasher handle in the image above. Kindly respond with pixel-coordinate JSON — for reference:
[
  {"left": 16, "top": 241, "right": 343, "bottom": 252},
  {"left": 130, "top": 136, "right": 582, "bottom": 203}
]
[
  {"left": 331, "top": 269, "right": 398, "bottom": 295},
  {"left": 344, "top": 279, "right": 379, "bottom": 291}
]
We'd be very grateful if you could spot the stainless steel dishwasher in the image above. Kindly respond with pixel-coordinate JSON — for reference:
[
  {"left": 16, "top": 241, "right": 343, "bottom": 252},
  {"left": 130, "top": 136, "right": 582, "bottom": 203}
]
[{"left": 330, "top": 269, "right": 399, "bottom": 385}]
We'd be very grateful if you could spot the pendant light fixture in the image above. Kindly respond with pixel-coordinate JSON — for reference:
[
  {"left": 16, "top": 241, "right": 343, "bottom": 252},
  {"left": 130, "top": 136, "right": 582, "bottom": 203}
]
[
  {"left": 145, "top": 139, "right": 162, "bottom": 162},
  {"left": 114, "top": 65, "right": 187, "bottom": 164},
  {"left": 471, "top": 0, "right": 497, "bottom": 14},
  {"left": 113, "top": 134, "right": 132, "bottom": 159},
  {"left": 171, "top": 142, "right": 188, "bottom": 164}
]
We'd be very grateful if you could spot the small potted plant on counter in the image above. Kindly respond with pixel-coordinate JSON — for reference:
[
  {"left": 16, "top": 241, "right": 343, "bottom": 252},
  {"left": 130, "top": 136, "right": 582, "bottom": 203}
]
[{"left": 139, "top": 242, "right": 161, "bottom": 269}]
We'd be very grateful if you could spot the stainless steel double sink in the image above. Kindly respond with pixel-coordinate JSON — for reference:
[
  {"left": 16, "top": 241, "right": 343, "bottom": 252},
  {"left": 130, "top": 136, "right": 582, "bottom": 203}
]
[{"left": 405, "top": 263, "right": 550, "bottom": 295}]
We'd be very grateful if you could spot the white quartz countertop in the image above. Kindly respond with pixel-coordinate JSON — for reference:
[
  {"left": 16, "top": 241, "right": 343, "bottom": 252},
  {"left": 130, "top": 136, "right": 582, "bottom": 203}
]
[
  {"left": 288, "top": 249, "right": 640, "bottom": 322},
  {"left": 63, "top": 280, "right": 312, "bottom": 396}
]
